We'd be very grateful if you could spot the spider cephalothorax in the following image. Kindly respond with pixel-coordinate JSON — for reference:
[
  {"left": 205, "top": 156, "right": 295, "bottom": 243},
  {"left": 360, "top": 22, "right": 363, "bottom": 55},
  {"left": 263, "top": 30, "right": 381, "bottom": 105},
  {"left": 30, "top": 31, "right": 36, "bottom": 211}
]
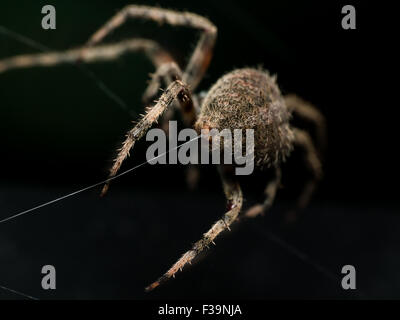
[{"left": 0, "top": 5, "right": 325, "bottom": 292}]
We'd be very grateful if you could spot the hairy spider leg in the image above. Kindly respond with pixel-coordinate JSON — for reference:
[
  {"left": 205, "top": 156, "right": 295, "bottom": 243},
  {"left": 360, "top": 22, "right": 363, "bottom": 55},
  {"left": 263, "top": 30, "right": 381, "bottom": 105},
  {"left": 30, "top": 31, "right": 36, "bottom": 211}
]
[
  {"left": 244, "top": 167, "right": 282, "bottom": 218},
  {"left": 100, "top": 79, "right": 194, "bottom": 196},
  {"left": 145, "top": 164, "right": 243, "bottom": 292},
  {"left": 83, "top": 5, "right": 217, "bottom": 91},
  {"left": 285, "top": 128, "right": 323, "bottom": 222},
  {"left": 0, "top": 39, "right": 170, "bottom": 75},
  {"left": 285, "top": 94, "right": 327, "bottom": 156},
  {"left": 143, "top": 62, "right": 182, "bottom": 105},
  {"left": 142, "top": 61, "right": 198, "bottom": 129}
]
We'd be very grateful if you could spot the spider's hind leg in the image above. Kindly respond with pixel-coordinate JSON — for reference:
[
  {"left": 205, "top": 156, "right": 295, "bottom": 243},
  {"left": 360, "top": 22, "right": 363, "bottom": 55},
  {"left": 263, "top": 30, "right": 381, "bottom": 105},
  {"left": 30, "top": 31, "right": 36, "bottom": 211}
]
[
  {"left": 243, "top": 167, "right": 282, "bottom": 219},
  {"left": 286, "top": 128, "right": 323, "bottom": 222},
  {"left": 285, "top": 94, "right": 327, "bottom": 155},
  {"left": 145, "top": 164, "right": 243, "bottom": 291}
]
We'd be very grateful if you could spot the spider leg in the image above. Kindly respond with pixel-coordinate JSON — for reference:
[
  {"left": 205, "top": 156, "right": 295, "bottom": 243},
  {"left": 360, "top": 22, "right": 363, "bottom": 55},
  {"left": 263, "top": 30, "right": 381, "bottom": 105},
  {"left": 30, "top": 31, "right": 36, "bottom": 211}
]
[
  {"left": 185, "top": 164, "right": 200, "bottom": 190},
  {"left": 145, "top": 164, "right": 243, "bottom": 292},
  {"left": 243, "top": 167, "right": 282, "bottom": 218},
  {"left": 143, "top": 62, "right": 182, "bottom": 105},
  {"left": 83, "top": 5, "right": 217, "bottom": 90},
  {"left": 181, "top": 92, "right": 206, "bottom": 189},
  {"left": 180, "top": 94, "right": 201, "bottom": 190},
  {"left": 144, "top": 64, "right": 201, "bottom": 189},
  {"left": 100, "top": 79, "right": 193, "bottom": 196},
  {"left": 286, "top": 128, "right": 323, "bottom": 222},
  {"left": 142, "top": 62, "right": 182, "bottom": 134},
  {"left": 143, "top": 61, "right": 202, "bottom": 190},
  {"left": 0, "top": 39, "right": 171, "bottom": 75},
  {"left": 285, "top": 94, "right": 327, "bottom": 154}
]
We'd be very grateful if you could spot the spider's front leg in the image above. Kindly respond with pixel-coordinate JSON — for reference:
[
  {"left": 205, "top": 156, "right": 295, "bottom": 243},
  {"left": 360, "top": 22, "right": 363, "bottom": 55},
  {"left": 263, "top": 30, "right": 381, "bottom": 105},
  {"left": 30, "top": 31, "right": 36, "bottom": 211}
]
[
  {"left": 143, "top": 62, "right": 182, "bottom": 106},
  {"left": 142, "top": 61, "right": 183, "bottom": 135},
  {"left": 143, "top": 61, "right": 201, "bottom": 189},
  {"left": 83, "top": 5, "right": 217, "bottom": 91},
  {"left": 143, "top": 61, "right": 200, "bottom": 131},
  {"left": 100, "top": 79, "right": 193, "bottom": 196},
  {"left": 145, "top": 164, "right": 243, "bottom": 292}
]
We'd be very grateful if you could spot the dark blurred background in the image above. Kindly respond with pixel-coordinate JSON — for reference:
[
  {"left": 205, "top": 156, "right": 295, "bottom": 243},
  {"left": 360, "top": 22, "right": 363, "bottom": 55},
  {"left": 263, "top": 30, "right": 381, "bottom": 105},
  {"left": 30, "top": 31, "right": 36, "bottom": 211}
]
[{"left": 0, "top": 0, "right": 398, "bottom": 299}]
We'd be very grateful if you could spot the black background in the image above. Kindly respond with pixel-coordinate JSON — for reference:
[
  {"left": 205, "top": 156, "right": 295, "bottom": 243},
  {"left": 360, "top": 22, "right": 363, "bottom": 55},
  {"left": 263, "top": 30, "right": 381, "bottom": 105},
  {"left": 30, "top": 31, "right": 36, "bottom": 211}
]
[{"left": 0, "top": 0, "right": 398, "bottom": 299}]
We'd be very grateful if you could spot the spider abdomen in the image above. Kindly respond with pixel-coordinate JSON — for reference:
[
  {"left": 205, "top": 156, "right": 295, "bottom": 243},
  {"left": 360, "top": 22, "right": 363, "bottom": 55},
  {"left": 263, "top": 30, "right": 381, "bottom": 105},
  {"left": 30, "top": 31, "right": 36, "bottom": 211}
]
[{"left": 195, "top": 68, "right": 294, "bottom": 167}]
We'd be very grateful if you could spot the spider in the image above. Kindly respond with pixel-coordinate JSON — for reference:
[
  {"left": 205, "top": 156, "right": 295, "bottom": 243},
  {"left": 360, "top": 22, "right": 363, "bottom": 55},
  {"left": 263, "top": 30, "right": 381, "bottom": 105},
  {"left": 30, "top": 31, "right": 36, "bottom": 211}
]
[{"left": 0, "top": 5, "right": 326, "bottom": 292}]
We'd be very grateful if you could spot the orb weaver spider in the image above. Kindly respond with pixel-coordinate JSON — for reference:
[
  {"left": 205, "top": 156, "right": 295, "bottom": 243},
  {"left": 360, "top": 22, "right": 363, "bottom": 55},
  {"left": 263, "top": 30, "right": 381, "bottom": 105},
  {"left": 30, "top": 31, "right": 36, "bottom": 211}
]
[{"left": 0, "top": 5, "right": 326, "bottom": 292}]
